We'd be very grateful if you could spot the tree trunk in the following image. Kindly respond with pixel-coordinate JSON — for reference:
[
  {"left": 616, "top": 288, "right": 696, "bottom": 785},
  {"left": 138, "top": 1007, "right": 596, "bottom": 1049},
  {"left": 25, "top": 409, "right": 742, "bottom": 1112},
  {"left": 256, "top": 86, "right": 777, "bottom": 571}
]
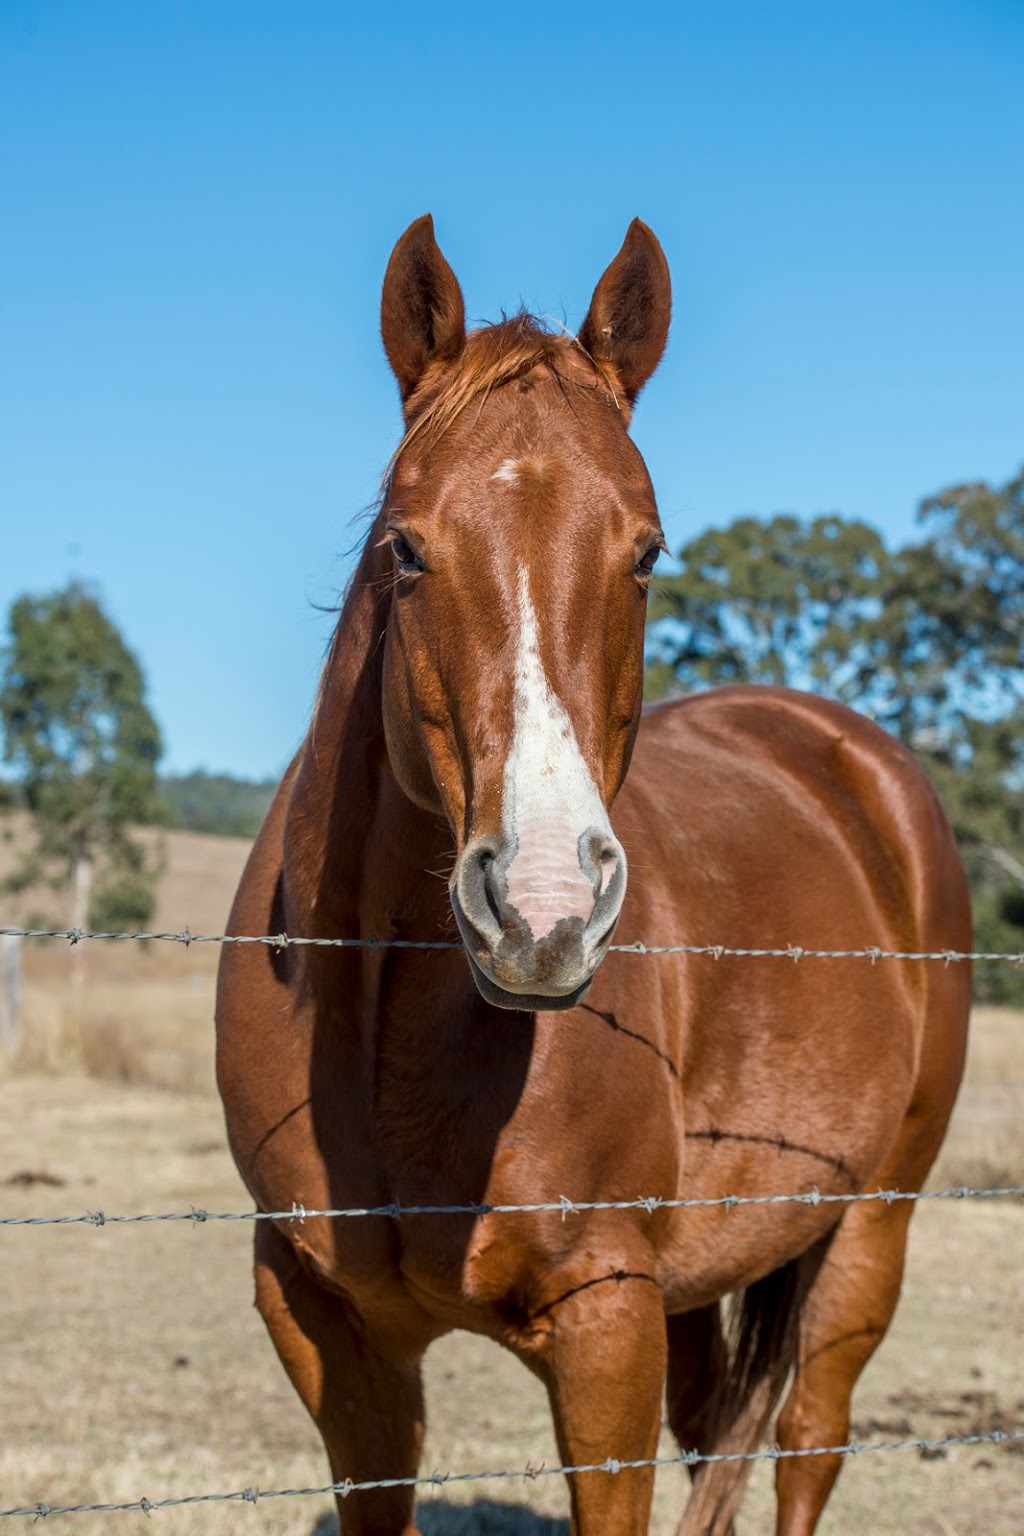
[
  {"left": 0, "top": 935, "right": 22, "bottom": 1062},
  {"left": 984, "top": 844, "right": 1024, "bottom": 891}
]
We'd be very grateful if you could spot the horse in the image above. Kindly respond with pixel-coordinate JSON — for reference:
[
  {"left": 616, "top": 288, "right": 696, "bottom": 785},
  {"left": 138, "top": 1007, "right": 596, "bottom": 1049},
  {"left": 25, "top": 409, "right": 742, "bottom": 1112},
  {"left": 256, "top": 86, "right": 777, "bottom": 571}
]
[{"left": 215, "top": 215, "right": 971, "bottom": 1536}]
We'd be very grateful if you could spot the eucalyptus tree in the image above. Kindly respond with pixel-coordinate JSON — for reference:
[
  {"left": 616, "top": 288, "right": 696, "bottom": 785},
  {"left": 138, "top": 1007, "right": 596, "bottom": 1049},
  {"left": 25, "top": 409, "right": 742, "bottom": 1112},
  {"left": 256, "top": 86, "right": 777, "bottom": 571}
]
[{"left": 0, "top": 583, "right": 164, "bottom": 931}]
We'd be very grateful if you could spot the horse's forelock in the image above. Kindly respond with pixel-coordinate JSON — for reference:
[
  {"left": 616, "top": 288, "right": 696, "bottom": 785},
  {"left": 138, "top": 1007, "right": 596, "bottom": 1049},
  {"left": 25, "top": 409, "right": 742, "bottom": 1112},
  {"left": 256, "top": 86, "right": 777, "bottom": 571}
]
[{"left": 383, "top": 315, "right": 617, "bottom": 485}]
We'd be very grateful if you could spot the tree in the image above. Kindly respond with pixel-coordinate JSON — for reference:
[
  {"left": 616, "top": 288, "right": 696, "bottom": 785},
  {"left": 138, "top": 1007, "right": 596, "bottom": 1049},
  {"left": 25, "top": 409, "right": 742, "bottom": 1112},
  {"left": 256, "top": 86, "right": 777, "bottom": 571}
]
[
  {"left": 644, "top": 512, "right": 888, "bottom": 701},
  {"left": 646, "top": 471, "right": 1024, "bottom": 1000},
  {"left": 0, "top": 583, "right": 164, "bottom": 931},
  {"left": 896, "top": 473, "right": 1024, "bottom": 999}
]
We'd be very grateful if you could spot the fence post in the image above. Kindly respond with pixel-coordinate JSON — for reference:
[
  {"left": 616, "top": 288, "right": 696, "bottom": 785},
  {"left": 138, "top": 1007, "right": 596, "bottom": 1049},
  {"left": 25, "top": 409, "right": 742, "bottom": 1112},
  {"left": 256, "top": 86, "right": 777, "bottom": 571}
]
[{"left": 0, "top": 934, "right": 22, "bottom": 1061}]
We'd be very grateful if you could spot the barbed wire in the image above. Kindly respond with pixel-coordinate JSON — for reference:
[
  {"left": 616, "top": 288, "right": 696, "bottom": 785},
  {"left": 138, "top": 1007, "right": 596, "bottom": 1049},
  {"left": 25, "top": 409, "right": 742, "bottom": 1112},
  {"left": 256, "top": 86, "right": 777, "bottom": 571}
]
[
  {"left": 3, "top": 1182, "right": 1022, "bottom": 1229},
  {"left": 1, "top": 925, "right": 1022, "bottom": 964},
  {"left": 3, "top": 1428, "right": 1022, "bottom": 1519}
]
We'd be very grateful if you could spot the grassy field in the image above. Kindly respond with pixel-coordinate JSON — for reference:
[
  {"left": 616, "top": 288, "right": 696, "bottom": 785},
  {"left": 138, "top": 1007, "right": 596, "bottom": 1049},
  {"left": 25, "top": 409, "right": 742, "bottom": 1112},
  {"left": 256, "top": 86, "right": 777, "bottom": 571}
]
[
  {"left": 0, "top": 819, "right": 248, "bottom": 1092},
  {"left": 1, "top": 821, "right": 1022, "bottom": 1534}
]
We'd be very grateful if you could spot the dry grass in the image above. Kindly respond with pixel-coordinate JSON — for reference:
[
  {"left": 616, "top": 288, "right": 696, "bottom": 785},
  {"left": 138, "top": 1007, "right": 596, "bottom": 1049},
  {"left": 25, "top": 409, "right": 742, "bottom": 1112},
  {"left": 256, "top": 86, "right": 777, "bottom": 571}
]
[
  {"left": 1, "top": 820, "right": 1023, "bottom": 1531},
  {"left": 931, "top": 1007, "right": 1024, "bottom": 1191},
  {"left": 1, "top": 817, "right": 248, "bottom": 1090},
  {"left": 2, "top": 815, "right": 1022, "bottom": 1188},
  {"left": 2, "top": 820, "right": 1023, "bottom": 1534},
  {"left": 0, "top": 1077, "right": 1021, "bottom": 1536}
]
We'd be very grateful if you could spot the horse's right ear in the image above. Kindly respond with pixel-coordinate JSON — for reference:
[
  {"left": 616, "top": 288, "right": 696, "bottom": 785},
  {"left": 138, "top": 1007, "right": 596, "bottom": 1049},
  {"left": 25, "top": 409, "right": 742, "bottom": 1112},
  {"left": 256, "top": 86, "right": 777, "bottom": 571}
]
[{"left": 381, "top": 215, "right": 466, "bottom": 405}]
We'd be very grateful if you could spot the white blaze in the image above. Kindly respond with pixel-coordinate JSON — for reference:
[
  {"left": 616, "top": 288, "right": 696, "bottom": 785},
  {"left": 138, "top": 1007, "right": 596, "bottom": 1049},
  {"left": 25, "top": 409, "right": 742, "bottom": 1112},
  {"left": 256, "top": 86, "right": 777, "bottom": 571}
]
[
  {"left": 503, "top": 572, "right": 614, "bottom": 939},
  {"left": 490, "top": 458, "right": 521, "bottom": 484}
]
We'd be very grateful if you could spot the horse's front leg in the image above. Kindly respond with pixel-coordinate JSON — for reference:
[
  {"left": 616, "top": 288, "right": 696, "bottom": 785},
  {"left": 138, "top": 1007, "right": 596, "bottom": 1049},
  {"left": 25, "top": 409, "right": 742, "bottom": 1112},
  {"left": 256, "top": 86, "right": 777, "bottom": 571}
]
[
  {"left": 526, "top": 1266, "right": 667, "bottom": 1536},
  {"left": 254, "top": 1220, "right": 427, "bottom": 1536}
]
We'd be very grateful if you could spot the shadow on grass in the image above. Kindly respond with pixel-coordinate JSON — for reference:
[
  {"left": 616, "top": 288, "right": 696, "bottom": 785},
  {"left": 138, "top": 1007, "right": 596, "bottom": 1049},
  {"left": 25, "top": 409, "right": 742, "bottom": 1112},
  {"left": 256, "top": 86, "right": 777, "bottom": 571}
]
[{"left": 312, "top": 1500, "right": 569, "bottom": 1535}]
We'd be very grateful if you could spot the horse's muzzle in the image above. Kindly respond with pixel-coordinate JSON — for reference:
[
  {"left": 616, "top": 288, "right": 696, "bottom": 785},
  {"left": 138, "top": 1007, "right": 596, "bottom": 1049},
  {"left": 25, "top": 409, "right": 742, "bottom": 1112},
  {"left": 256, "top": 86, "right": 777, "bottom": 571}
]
[{"left": 450, "top": 829, "right": 627, "bottom": 1011}]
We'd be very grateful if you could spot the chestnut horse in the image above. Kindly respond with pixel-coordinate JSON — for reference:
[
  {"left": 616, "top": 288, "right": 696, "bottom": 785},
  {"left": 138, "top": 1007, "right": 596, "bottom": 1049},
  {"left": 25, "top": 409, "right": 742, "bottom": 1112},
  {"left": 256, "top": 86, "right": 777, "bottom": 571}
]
[{"left": 216, "top": 217, "right": 971, "bottom": 1536}]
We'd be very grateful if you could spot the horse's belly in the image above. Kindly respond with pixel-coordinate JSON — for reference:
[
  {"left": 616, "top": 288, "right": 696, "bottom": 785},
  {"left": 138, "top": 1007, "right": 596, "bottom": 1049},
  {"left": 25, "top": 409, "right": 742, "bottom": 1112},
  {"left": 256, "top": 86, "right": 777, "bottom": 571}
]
[
  {"left": 655, "top": 1001, "right": 918, "bottom": 1307},
  {"left": 655, "top": 1201, "right": 844, "bottom": 1312}
]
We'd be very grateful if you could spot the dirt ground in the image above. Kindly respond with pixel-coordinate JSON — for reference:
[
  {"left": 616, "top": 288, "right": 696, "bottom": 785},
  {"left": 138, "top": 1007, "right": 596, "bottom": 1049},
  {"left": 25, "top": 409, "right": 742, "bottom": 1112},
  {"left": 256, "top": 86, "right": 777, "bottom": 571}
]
[
  {"left": 1, "top": 824, "right": 1023, "bottom": 1533},
  {"left": 0, "top": 1074, "right": 1021, "bottom": 1536}
]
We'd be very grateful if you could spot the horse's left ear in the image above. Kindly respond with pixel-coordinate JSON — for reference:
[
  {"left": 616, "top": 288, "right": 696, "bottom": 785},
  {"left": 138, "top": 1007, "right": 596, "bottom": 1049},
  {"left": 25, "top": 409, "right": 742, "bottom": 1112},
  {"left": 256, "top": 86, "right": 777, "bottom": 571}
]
[
  {"left": 579, "top": 219, "right": 671, "bottom": 405},
  {"left": 381, "top": 214, "right": 467, "bottom": 405}
]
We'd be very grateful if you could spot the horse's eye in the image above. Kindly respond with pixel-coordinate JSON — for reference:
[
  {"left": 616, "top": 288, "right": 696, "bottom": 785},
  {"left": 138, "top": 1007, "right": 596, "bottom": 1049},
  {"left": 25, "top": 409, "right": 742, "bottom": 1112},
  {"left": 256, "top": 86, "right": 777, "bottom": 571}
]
[
  {"left": 388, "top": 531, "right": 424, "bottom": 573},
  {"left": 635, "top": 545, "right": 662, "bottom": 577}
]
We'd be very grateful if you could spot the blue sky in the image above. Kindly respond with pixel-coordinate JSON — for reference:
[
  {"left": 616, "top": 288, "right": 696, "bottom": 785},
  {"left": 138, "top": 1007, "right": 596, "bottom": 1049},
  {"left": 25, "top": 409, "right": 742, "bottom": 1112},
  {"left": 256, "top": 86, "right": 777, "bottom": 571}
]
[{"left": 3, "top": 1, "right": 1022, "bottom": 779}]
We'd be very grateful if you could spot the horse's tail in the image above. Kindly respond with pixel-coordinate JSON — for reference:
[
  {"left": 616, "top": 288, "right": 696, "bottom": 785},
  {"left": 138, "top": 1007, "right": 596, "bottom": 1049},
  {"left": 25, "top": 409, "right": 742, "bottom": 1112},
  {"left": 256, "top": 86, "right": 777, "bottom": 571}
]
[{"left": 678, "top": 1256, "right": 814, "bottom": 1536}]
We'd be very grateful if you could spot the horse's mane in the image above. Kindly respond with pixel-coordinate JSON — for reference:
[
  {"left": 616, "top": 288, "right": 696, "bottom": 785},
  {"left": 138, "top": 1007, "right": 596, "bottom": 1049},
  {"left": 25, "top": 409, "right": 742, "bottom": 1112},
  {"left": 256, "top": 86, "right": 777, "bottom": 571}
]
[{"left": 389, "top": 313, "right": 618, "bottom": 475}]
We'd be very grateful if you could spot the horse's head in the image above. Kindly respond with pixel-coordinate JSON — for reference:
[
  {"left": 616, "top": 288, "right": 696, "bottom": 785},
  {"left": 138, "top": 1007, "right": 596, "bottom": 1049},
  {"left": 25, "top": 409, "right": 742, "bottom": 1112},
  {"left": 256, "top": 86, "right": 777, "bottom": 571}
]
[{"left": 377, "top": 215, "right": 670, "bottom": 1010}]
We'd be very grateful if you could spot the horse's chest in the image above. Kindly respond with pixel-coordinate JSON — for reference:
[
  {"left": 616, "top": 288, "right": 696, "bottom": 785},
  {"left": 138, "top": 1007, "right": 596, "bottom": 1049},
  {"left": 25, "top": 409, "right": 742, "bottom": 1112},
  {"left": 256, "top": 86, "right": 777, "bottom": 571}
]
[
  {"left": 364, "top": 1029, "right": 681, "bottom": 1328},
  {"left": 373, "top": 1004, "right": 680, "bottom": 1205}
]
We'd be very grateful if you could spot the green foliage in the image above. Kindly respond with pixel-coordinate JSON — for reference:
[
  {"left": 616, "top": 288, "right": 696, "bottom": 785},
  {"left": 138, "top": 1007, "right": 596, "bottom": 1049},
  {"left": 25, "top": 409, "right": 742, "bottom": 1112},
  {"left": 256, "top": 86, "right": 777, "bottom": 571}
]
[
  {"left": 157, "top": 771, "right": 276, "bottom": 839},
  {"left": 645, "top": 513, "right": 887, "bottom": 699},
  {"left": 647, "top": 470, "right": 1024, "bottom": 1002},
  {"left": 0, "top": 582, "right": 164, "bottom": 926},
  {"left": 88, "top": 868, "right": 162, "bottom": 932}
]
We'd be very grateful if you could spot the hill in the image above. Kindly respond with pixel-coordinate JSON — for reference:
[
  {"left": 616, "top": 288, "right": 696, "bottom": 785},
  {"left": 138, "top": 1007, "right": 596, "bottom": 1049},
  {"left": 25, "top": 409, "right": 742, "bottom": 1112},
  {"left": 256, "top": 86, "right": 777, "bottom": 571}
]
[{"left": 157, "top": 770, "right": 277, "bottom": 838}]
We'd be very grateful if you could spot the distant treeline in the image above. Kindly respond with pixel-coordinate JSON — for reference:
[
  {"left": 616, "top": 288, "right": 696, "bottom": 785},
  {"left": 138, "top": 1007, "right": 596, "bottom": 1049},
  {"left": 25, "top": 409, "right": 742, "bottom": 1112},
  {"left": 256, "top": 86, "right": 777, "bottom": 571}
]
[
  {"left": 0, "top": 771, "right": 276, "bottom": 839},
  {"left": 157, "top": 771, "right": 277, "bottom": 839}
]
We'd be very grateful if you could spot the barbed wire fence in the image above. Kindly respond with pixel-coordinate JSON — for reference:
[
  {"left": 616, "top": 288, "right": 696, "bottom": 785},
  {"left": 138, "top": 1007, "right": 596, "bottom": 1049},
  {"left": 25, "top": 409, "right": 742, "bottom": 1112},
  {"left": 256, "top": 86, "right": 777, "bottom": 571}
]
[
  {"left": 2, "top": 923, "right": 1023, "bottom": 1520},
  {"left": 4, "top": 1427, "right": 1024, "bottom": 1522},
  {"left": 4, "top": 924, "right": 1024, "bottom": 962},
  {"left": 3, "top": 1181, "right": 1024, "bottom": 1230}
]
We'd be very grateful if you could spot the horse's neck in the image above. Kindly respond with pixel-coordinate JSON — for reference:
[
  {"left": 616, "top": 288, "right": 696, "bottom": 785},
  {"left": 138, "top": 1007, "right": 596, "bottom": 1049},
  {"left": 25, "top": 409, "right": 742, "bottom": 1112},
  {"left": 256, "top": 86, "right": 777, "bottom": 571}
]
[{"left": 282, "top": 555, "right": 446, "bottom": 941}]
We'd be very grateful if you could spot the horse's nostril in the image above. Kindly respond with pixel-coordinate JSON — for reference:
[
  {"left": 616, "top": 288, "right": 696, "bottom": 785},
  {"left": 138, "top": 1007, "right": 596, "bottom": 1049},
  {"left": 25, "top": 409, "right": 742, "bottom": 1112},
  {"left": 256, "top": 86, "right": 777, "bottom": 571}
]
[
  {"left": 480, "top": 851, "right": 503, "bottom": 928},
  {"left": 599, "top": 846, "right": 618, "bottom": 895}
]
